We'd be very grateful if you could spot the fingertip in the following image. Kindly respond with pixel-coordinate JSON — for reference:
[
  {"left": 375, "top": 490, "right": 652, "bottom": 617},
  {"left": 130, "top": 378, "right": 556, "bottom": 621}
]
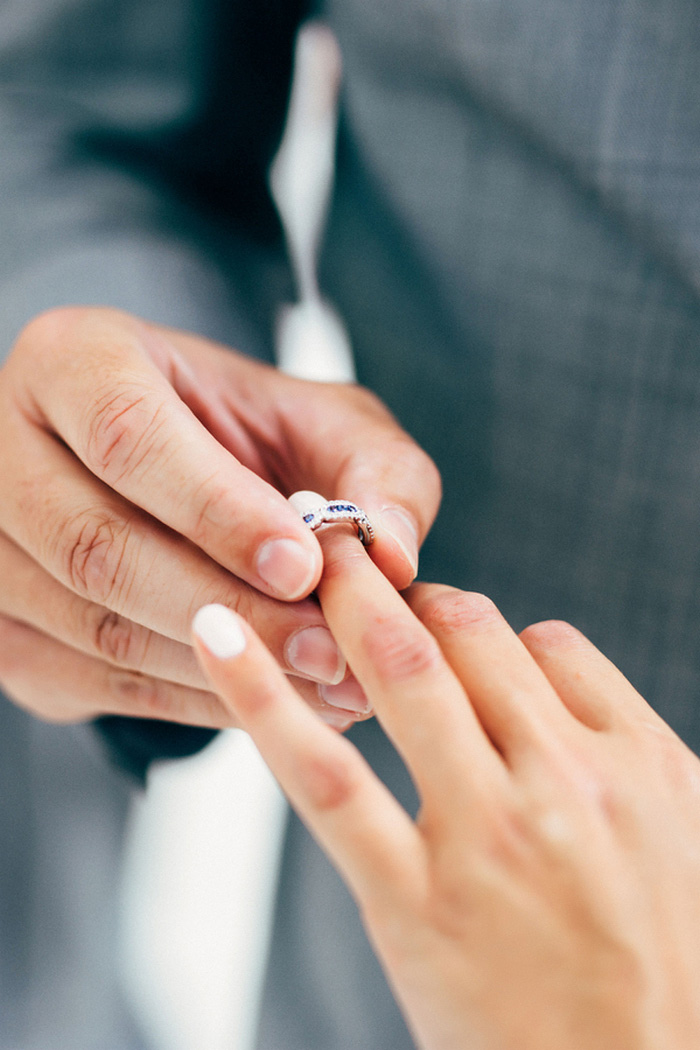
[
  {"left": 192, "top": 603, "right": 247, "bottom": 661},
  {"left": 520, "top": 619, "right": 591, "bottom": 654},
  {"left": 368, "top": 507, "right": 420, "bottom": 590},
  {"left": 255, "top": 535, "right": 322, "bottom": 600},
  {"left": 288, "top": 489, "right": 328, "bottom": 517},
  {"left": 377, "top": 507, "right": 419, "bottom": 580}
]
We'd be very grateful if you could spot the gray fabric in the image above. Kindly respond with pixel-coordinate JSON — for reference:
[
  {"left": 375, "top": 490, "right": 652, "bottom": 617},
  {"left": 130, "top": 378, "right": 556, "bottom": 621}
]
[
  {"left": 261, "top": 2, "right": 700, "bottom": 1048},
  {"left": 321, "top": 0, "right": 700, "bottom": 734},
  {"left": 0, "top": 0, "right": 288, "bottom": 359},
  {"left": 0, "top": 697, "right": 145, "bottom": 1050},
  {"left": 1, "top": 0, "right": 700, "bottom": 1048}
]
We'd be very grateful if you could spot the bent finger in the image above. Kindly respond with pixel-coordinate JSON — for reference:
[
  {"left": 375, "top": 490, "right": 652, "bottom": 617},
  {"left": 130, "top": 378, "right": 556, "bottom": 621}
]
[
  {"left": 0, "top": 614, "right": 229, "bottom": 726},
  {"left": 272, "top": 378, "right": 441, "bottom": 590},
  {"left": 0, "top": 530, "right": 207, "bottom": 688},
  {"left": 165, "top": 328, "right": 441, "bottom": 591},
  {"left": 0, "top": 419, "right": 345, "bottom": 683},
  {"left": 12, "top": 308, "right": 322, "bottom": 601}
]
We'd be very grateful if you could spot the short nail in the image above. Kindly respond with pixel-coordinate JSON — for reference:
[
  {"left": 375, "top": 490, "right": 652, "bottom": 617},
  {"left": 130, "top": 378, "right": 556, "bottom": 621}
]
[
  {"left": 320, "top": 677, "right": 372, "bottom": 714},
  {"left": 318, "top": 707, "right": 355, "bottom": 731},
  {"left": 256, "top": 537, "right": 318, "bottom": 599},
  {"left": 288, "top": 490, "right": 327, "bottom": 518},
  {"left": 192, "top": 604, "right": 246, "bottom": 660},
  {"left": 380, "top": 507, "right": 419, "bottom": 577},
  {"left": 286, "top": 626, "right": 346, "bottom": 684}
]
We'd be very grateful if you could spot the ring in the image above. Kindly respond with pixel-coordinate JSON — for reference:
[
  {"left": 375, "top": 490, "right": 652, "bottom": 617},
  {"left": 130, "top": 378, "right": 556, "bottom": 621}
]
[{"left": 301, "top": 500, "right": 375, "bottom": 546}]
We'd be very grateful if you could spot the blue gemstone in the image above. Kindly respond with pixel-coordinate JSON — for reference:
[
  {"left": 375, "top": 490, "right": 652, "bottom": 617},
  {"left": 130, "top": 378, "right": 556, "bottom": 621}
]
[{"left": 303, "top": 513, "right": 314, "bottom": 523}]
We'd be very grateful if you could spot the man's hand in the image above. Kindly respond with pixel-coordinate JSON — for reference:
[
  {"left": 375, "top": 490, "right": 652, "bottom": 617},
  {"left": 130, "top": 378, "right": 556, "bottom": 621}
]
[{"left": 0, "top": 306, "right": 440, "bottom": 726}]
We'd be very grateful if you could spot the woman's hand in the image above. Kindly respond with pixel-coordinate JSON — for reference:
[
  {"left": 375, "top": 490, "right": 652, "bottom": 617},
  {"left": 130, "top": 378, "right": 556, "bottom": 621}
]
[
  {"left": 192, "top": 521, "right": 700, "bottom": 1050},
  {"left": 0, "top": 307, "right": 438, "bottom": 725}
]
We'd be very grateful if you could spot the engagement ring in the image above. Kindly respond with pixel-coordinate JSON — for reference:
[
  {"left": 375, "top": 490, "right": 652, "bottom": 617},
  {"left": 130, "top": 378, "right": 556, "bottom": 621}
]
[{"left": 301, "top": 500, "right": 375, "bottom": 546}]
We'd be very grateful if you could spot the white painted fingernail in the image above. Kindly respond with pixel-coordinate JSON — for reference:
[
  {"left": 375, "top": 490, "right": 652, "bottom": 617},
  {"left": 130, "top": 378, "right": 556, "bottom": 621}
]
[
  {"left": 288, "top": 490, "right": 327, "bottom": 518},
  {"left": 192, "top": 604, "right": 247, "bottom": 660}
]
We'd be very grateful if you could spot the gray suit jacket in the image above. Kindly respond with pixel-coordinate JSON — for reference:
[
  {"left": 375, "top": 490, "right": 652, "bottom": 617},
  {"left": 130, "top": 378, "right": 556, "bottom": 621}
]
[{"left": 1, "top": 0, "right": 700, "bottom": 1047}]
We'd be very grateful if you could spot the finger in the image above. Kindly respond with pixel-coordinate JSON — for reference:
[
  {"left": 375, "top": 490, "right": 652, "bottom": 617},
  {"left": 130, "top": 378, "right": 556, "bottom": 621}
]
[
  {"left": 11, "top": 308, "right": 323, "bottom": 600},
  {"left": 0, "top": 529, "right": 210, "bottom": 688},
  {"left": 0, "top": 525, "right": 366, "bottom": 718},
  {"left": 311, "top": 523, "right": 505, "bottom": 809},
  {"left": 192, "top": 603, "right": 426, "bottom": 910},
  {"left": 519, "top": 619, "right": 659, "bottom": 733},
  {"left": 0, "top": 614, "right": 229, "bottom": 726},
  {"left": 291, "top": 674, "right": 372, "bottom": 730},
  {"left": 165, "top": 328, "right": 442, "bottom": 590},
  {"left": 278, "top": 382, "right": 441, "bottom": 590},
  {"left": 407, "top": 586, "right": 583, "bottom": 762},
  {"left": 0, "top": 420, "right": 346, "bottom": 685}
]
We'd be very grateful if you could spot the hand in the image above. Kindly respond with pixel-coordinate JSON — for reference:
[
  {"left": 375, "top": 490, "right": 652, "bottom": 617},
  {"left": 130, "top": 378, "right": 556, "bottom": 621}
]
[
  {"left": 192, "top": 524, "right": 700, "bottom": 1050},
  {"left": 0, "top": 306, "right": 440, "bottom": 725}
]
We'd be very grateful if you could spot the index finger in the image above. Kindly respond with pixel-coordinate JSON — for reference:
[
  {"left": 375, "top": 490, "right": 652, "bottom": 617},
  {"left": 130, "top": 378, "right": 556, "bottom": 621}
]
[{"left": 12, "top": 307, "right": 322, "bottom": 601}]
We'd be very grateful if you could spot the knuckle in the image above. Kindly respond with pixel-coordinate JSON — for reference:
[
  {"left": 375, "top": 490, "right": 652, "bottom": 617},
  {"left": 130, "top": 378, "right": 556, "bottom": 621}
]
[
  {"left": 107, "top": 668, "right": 222, "bottom": 726},
  {"left": 519, "top": 619, "right": 584, "bottom": 650},
  {"left": 416, "top": 446, "right": 442, "bottom": 504},
  {"left": 187, "top": 581, "right": 253, "bottom": 640},
  {"left": 12, "top": 306, "right": 82, "bottom": 364},
  {"left": 363, "top": 615, "right": 443, "bottom": 683},
  {"left": 336, "top": 382, "right": 391, "bottom": 420},
  {"left": 305, "top": 750, "right": 361, "bottom": 812},
  {"left": 59, "top": 511, "right": 133, "bottom": 605},
  {"left": 419, "top": 589, "right": 502, "bottom": 637},
  {"left": 108, "top": 668, "right": 172, "bottom": 717},
  {"left": 83, "top": 384, "right": 168, "bottom": 485},
  {"left": 189, "top": 478, "right": 233, "bottom": 547},
  {"left": 92, "top": 609, "right": 147, "bottom": 668}
]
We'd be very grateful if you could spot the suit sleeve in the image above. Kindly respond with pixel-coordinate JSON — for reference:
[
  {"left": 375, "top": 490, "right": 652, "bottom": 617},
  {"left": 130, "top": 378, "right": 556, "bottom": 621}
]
[{"left": 0, "top": 0, "right": 309, "bottom": 779}]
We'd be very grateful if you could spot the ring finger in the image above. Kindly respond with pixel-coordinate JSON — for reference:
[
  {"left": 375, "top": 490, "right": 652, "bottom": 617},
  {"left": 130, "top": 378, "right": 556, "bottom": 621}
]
[{"left": 312, "top": 523, "right": 505, "bottom": 808}]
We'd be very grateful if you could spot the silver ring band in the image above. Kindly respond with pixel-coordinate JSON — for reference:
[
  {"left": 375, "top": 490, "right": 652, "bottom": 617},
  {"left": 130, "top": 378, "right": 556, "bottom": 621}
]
[{"left": 301, "top": 500, "right": 375, "bottom": 546}]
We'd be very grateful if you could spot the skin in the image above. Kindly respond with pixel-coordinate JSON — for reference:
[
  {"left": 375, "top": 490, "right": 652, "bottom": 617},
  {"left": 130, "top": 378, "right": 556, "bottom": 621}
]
[
  {"left": 0, "top": 305, "right": 440, "bottom": 726},
  {"left": 193, "top": 525, "right": 700, "bottom": 1050}
]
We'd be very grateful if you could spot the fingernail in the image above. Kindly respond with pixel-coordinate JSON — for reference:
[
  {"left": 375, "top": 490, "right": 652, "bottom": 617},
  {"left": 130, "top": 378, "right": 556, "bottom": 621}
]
[
  {"left": 288, "top": 490, "right": 327, "bottom": 518},
  {"left": 192, "top": 604, "right": 246, "bottom": 660},
  {"left": 286, "top": 626, "right": 346, "bottom": 684},
  {"left": 320, "top": 677, "right": 372, "bottom": 714},
  {"left": 380, "top": 507, "right": 419, "bottom": 577},
  {"left": 256, "top": 538, "right": 318, "bottom": 599},
  {"left": 318, "top": 707, "right": 355, "bottom": 731}
]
